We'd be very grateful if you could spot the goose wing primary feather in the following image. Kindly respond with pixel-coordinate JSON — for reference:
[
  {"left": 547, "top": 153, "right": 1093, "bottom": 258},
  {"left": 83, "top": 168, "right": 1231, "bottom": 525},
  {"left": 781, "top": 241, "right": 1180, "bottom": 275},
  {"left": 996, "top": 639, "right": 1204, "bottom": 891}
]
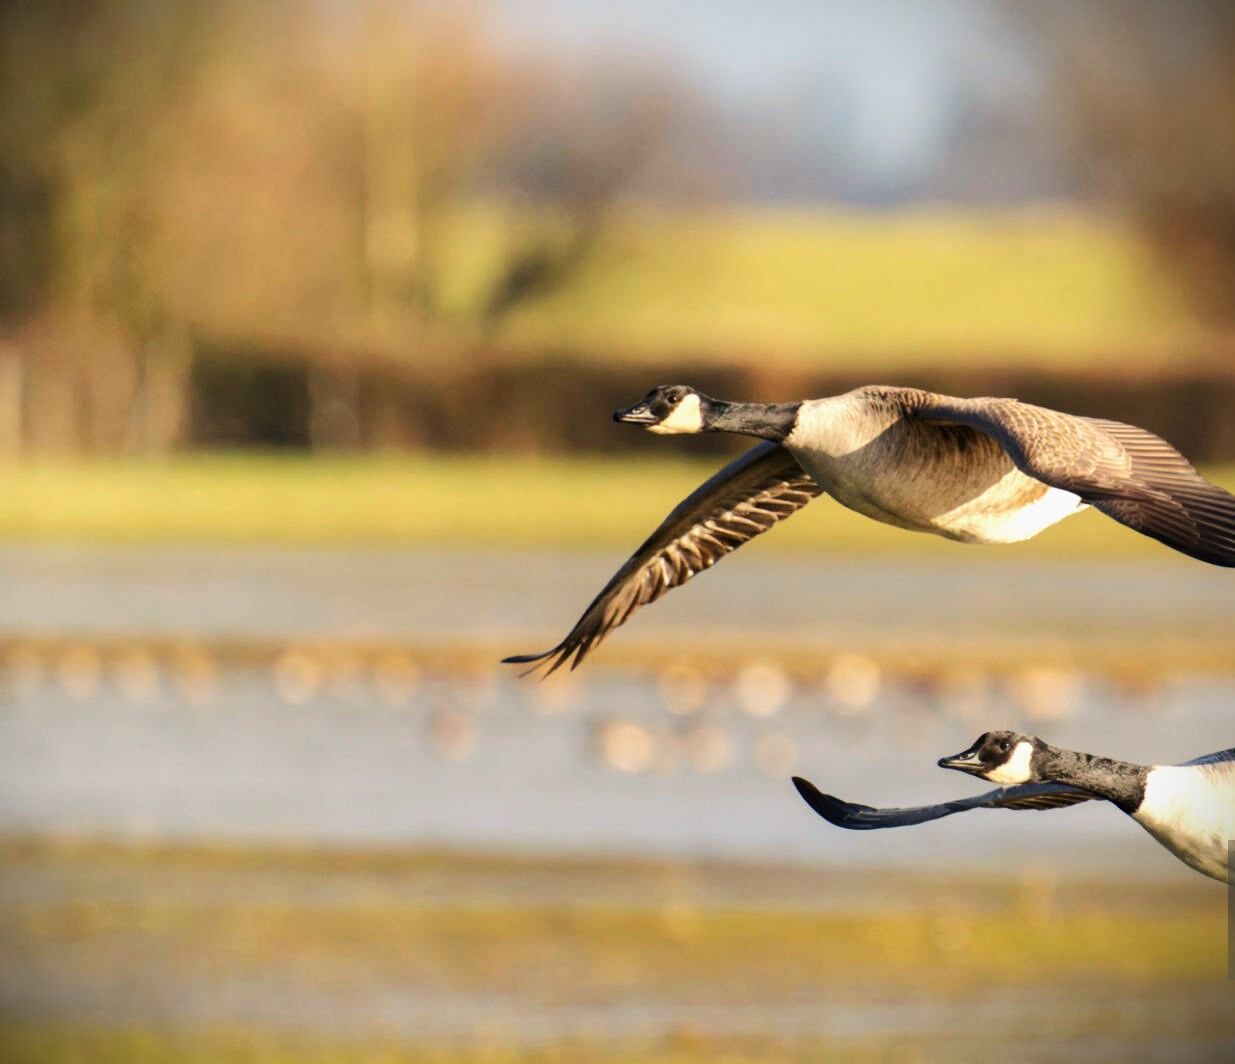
[
  {"left": 791, "top": 776, "right": 1094, "bottom": 831},
  {"left": 503, "top": 441, "right": 822, "bottom": 674},
  {"left": 915, "top": 395, "right": 1235, "bottom": 566}
]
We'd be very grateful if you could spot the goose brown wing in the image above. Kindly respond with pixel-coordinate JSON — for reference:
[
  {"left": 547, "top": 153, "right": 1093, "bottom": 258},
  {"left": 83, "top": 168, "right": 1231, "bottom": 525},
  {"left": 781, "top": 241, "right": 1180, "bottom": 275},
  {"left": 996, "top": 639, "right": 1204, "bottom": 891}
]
[
  {"left": 503, "top": 442, "right": 822, "bottom": 674},
  {"left": 915, "top": 395, "right": 1235, "bottom": 566},
  {"left": 792, "top": 776, "right": 1094, "bottom": 831}
]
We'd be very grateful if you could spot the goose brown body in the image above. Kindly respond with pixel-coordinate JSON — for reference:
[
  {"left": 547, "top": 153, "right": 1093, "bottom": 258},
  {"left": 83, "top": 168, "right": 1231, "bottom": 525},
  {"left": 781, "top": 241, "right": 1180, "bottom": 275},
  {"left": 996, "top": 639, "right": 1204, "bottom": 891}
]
[
  {"left": 506, "top": 384, "right": 1235, "bottom": 673},
  {"left": 786, "top": 389, "right": 1084, "bottom": 543}
]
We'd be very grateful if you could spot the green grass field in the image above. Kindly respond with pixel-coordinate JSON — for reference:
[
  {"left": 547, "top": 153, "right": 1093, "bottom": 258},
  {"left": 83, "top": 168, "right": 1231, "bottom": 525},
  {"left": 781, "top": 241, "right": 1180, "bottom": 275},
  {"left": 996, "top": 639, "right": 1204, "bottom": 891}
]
[
  {"left": 0, "top": 1029, "right": 918, "bottom": 1064},
  {"left": 434, "top": 204, "right": 1195, "bottom": 365},
  {"left": 1, "top": 842, "right": 1228, "bottom": 1063},
  {"left": 3, "top": 453, "right": 1232, "bottom": 556}
]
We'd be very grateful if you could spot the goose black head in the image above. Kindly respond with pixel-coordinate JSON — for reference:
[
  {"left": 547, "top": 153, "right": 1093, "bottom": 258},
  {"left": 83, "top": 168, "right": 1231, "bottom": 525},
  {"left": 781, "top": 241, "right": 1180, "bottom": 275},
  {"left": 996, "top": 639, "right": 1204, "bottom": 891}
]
[
  {"left": 613, "top": 385, "right": 710, "bottom": 435},
  {"left": 938, "top": 730, "right": 1041, "bottom": 785}
]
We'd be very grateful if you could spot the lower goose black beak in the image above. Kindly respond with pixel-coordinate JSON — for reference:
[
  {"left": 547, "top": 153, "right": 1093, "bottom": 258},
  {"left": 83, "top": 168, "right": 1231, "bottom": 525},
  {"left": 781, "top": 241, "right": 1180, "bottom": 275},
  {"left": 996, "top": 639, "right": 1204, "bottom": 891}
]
[
  {"left": 613, "top": 401, "right": 658, "bottom": 425},
  {"left": 938, "top": 748, "right": 985, "bottom": 775}
]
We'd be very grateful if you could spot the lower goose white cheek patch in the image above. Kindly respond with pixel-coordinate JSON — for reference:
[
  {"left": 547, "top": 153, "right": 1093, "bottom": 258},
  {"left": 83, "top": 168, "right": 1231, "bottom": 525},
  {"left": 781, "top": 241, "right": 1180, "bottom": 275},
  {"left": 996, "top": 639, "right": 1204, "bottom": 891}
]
[
  {"left": 648, "top": 393, "right": 704, "bottom": 434},
  {"left": 987, "top": 741, "right": 1034, "bottom": 785}
]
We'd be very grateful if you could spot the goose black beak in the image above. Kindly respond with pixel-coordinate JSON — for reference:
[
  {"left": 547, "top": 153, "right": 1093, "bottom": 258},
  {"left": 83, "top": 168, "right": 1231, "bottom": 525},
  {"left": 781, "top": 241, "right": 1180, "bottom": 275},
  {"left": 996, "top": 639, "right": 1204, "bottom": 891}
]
[
  {"left": 938, "top": 747, "right": 985, "bottom": 776},
  {"left": 613, "top": 401, "right": 658, "bottom": 425}
]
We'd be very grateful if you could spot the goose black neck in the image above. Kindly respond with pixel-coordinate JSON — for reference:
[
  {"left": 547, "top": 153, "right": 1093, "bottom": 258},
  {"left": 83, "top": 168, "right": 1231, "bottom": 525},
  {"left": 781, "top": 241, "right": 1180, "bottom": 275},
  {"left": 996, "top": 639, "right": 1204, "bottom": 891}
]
[
  {"left": 704, "top": 399, "right": 800, "bottom": 442},
  {"left": 1037, "top": 745, "right": 1148, "bottom": 813}
]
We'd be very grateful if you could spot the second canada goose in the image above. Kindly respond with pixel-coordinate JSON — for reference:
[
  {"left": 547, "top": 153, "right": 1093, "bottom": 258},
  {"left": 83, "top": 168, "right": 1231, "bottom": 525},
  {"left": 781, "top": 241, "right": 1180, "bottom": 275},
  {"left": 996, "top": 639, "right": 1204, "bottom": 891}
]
[
  {"left": 793, "top": 731, "right": 1235, "bottom": 883},
  {"left": 506, "top": 384, "right": 1235, "bottom": 673}
]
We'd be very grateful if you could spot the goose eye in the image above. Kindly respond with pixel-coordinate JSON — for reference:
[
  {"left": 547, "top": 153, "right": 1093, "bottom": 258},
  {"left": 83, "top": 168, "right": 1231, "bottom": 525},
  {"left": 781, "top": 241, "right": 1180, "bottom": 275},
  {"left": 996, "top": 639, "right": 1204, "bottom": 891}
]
[{"left": 667, "top": 394, "right": 680, "bottom": 405}]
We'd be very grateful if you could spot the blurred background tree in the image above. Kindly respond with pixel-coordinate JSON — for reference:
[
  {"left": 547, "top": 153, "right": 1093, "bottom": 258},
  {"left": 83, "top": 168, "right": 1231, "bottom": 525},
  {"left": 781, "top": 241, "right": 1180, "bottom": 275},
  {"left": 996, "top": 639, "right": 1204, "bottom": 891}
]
[
  {"left": 0, "top": 0, "right": 212, "bottom": 452},
  {"left": 1, "top": 0, "right": 701, "bottom": 453},
  {"left": 1026, "top": 0, "right": 1235, "bottom": 327},
  {"left": 1, "top": 0, "right": 1234, "bottom": 459}
]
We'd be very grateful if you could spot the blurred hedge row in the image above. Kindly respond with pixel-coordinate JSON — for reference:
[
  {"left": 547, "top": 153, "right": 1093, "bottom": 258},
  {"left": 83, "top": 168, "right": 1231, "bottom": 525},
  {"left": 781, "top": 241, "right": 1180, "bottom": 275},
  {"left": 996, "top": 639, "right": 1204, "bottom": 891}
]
[{"left": 180, "top": 350, "right": 1235, "bottom": 462}]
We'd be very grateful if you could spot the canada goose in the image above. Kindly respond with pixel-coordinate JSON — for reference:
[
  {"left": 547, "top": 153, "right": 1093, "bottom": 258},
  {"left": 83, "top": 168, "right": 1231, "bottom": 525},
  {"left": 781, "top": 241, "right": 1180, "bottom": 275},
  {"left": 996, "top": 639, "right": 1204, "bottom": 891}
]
[
  {"left": 505, "top": 384, "right": 1235, "bottom": 673},
  {"left": 792, "top": 731, "right": 1235, "bottom": 883}
]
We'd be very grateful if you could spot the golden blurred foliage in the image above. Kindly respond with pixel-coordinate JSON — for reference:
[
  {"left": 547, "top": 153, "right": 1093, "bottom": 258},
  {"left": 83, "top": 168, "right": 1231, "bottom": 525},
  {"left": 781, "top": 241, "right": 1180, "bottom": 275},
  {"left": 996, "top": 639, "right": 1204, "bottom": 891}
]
[
  {"left": 3, "top": 1, "right": 1234, "bottom": 459},
  {"left": 0, "top": 0, "right": 682, "bottom": 453}
]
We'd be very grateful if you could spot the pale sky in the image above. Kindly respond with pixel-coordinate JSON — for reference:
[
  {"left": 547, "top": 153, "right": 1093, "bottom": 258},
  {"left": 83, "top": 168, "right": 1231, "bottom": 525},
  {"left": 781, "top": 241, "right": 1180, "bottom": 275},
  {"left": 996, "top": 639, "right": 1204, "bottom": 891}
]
[{"left": 487, "top": 0, "right": 1039, "bottom": 184}]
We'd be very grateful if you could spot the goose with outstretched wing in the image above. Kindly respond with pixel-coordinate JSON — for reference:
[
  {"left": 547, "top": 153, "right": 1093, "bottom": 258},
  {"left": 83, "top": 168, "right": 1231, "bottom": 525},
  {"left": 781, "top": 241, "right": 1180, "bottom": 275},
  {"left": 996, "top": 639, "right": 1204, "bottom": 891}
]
[
  {"left": 505, "top": 384, "right": 1235, "bottom": 673},
  {"left": 793, "top": 732, "right": 1235, "bottom": 883},
  {"left": 791, "top": 776, "right": 1096, "bottom": 830}
]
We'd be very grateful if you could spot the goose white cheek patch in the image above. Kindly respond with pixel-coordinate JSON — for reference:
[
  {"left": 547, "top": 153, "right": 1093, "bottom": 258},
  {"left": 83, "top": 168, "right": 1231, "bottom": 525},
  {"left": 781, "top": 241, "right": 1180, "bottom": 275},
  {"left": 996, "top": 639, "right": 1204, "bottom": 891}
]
[
  {"left": 649, "top": 393, "right": 704, "bottom": 434},
  {"left": 987, "top": 741, "right": 1034, "bottom": 785}
]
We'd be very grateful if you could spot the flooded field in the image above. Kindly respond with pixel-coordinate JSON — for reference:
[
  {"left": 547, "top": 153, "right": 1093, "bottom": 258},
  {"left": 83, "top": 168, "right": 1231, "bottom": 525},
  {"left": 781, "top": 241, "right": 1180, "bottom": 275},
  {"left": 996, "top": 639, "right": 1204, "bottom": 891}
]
[
  {"left": 2, "top": 545, "right": 1232, "bottom": 870},
  {"left": 2, "top": 660, "right": 1234, "bottom": 876},
  {"left": 4, "top": 544, "right": 1235, "bottom": 645},
  {"left": 1, "top": 545, "right": 1232, "bottom": 1060}
]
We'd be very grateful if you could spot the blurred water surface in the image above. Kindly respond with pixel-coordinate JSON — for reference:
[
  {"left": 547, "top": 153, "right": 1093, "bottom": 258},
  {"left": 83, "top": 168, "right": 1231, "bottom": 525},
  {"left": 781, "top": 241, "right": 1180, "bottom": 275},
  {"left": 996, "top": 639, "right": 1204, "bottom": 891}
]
[
  {"left": 2, "top": 546, "right": 1232, "bottom": 879},
  {"left": 3, "top": 544, "right": 1235, "bottom": 641},
  {"left": 1, "top": 666, "right": 1231, "bottom": 878}
]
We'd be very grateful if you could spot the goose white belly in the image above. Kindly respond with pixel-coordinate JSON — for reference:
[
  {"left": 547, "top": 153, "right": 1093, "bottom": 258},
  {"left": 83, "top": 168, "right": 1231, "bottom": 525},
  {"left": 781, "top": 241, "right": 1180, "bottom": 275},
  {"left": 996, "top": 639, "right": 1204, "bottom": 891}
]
[
  {"left": 931, "top": 478, "right": 1085, "bottom": 544},
  {"left": 788, "top": 446, "right": 1085, "bottom": 545},
  {"left": 1133, "top": 766, "right": 1235, "bottom": 883},
  {"left": 786, "top": 395, "right": 1087, "bottom": 544}
]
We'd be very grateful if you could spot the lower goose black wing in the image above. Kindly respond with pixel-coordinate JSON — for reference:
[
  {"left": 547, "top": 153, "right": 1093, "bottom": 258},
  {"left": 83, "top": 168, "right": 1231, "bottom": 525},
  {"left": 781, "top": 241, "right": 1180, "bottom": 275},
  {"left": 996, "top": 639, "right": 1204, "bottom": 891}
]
[
  {"left": 504, "top": 441, "right": 823, "bottom": 674},
  {"left": 915, "top": 394, "right": 1235, "bottom": 566},
  {"left": 1182, "top": 748, "right": 1235, "bottom": 768},
  {"left": 791, "top": 776, "right": 1094, "bottom": 831}
]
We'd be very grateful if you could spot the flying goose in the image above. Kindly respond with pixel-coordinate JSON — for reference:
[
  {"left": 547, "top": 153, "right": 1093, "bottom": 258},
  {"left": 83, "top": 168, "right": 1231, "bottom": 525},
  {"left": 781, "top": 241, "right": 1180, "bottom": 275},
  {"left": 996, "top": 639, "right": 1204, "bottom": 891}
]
[
  {"left": 792, "top": 731, "right": 1235, "bottom": 883},
  {"left": 504, "top": 384, "right": 1235, "bottom": 673}
]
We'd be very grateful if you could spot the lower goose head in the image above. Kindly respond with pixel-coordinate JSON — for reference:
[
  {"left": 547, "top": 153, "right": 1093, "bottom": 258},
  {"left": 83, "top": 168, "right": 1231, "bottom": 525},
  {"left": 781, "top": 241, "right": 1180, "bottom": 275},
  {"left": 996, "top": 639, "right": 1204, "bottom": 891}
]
[{"left": 938, "top": 730, "right": 1042, "bottom": 785}]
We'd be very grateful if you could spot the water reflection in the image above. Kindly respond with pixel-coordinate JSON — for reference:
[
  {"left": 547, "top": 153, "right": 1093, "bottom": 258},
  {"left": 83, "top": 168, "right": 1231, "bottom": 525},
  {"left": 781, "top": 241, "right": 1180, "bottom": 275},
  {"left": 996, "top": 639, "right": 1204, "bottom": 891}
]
[{"left": 1, "top": 650, "right": 1227, "bottom": 879}]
